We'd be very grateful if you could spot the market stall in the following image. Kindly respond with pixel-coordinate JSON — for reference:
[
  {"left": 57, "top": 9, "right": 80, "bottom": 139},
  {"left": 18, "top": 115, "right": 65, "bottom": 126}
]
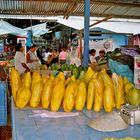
[
  {"left": 1, "top": 1, "right": 140, "bottom": 140},
  {"left": 8, "top": 66, "right": 140, "bottom": 140}
]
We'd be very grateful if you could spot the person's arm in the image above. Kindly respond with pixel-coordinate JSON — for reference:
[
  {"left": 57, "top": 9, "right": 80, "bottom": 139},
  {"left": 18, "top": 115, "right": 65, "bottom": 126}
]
[
  {"left": 21, "top": 63, "right": 30, "bottom": 72},
  {"left": 47, "top": 55, "right": 53, "bottom": 64}
]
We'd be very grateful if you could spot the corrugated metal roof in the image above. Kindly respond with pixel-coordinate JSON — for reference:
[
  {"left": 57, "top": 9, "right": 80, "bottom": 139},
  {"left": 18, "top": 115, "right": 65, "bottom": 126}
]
[{"left": 0, "top": 0, "right": 140, "bottom": 19}]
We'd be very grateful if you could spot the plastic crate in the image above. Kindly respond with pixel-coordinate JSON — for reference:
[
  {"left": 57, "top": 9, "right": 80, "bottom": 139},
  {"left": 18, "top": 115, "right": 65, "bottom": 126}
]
[{"left": 0, "top": 82, "right": 7, "bottom": 126}]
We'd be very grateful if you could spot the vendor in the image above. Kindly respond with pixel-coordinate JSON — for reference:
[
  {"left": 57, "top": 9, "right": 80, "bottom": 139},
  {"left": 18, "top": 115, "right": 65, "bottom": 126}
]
[
  {"left": 14, "top": 43, "right": 30, "bottom": 74},
  {"left": 89, "top": 49, "right": 97, "bottom": 66},
  {"left": 26, "top": 44, "right": 39, "bottom": 70},
  {"left": 96, "top": 49, "right": 107, "bottom": 65}
]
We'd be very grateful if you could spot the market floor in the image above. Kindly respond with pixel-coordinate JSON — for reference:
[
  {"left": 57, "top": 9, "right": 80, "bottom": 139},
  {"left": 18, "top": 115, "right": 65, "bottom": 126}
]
[
  {"left": 0, "top": 113, "right": 12, "bottom": 140},
  {"left": 0, "top": 95, "right": 12, "bottom": 140}
]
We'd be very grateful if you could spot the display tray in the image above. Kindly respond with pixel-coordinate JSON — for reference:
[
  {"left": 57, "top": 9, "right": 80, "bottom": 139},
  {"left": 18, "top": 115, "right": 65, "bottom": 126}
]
[{"left": 11, "top": 97, "right": 140, "bottom": 140}]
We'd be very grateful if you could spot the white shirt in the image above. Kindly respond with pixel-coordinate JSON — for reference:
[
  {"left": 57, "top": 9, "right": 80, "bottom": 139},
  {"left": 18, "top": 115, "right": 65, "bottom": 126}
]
[
  {"left": 27, "top": 50, "right": 39, "bottom": 69},
  {"left": 14, "top": 51, "right": 26, "bottom": 74},
  {"left": 43, "top": 52, "right": 52, "bottom": 61},
  {"left": 90, "top": 55, "right": 97, "bottom": 63}
]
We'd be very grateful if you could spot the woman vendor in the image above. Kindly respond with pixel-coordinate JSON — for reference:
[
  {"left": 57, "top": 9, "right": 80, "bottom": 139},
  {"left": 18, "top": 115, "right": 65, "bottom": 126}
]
[{"left": 14, "top": 43, "right": 30, "bottom": 73}]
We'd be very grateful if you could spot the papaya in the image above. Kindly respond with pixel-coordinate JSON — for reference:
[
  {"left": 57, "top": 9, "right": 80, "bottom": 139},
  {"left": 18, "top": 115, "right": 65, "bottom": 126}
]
[
  {"left": 31, "top": 72, "right": 42, "bottom": 91},
  {"left": 16, "top": 87, "right": 31, "bottom": 108},
  {"left": 53, "top": 72, "right": 65, "bottom": 86},
  {"left": 10, "top": 67, "right": 21, "bottom": 102},
  {"left": 93, "top": 77, "right": 104, "bottom": 112},
  {"left": 103, "top": 86, "right": 114, "bottom": 112},
  {"left": 85, "top": 67, "right": 94, "bottom": 84},
  {"left": 75, "top": 81, "right": 86, "bottom": 111},
  {"left": 112, "top": 73, "right": 125, "bottom": 109},
  {"left": 50, "top": 80, "right": 65, "bottom": 112},
  {"left": 123, "top": 77, "right": 129, "bottom": 86},
  {"left": 42, "top": 74, "right": 48, "bottom": 85},
  {"left": 101, "top": 69, "right": 114, "bottom": 112},
  {"left": 21, "top": 72, "right": 31, "bottom": 89},
  {"left": 63, "top": 82, "right": 75, "bottom": 112},
  {"left": 30, "top": 80, "right": 43, "bottom": 107},
  {"left": 41, "top": 80, "right": 53, "bottom": 108},
  {"left": 86, "top": 79, "right": 95, "bottom": 110}
]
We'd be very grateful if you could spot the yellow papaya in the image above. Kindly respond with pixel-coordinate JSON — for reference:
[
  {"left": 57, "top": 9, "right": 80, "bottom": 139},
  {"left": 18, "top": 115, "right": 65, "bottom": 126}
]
[
  {"left": 50, "top": 80, "right": 65, "bottom": 112},
  {"left": 63, "top": 82, "right": 75, "bottom": 112},
  {"left": 30, "top": 81, "right": 43, "bottom": 107},
  {"left": 65, "top": 77, "right": 72, "bottom": 87},
  {"left": 112, "top": 73, "right": 125, "bottom": 109},
  {"left": 85, "top": 67, "right": 94, "bottom": 84},
  {"left": 92, "top": 72, "right": 98, "bottom": 79},
  {"left": 31, "top": 72, "right": 42, "bottom": 91},
  {"left": 71, "top": 75, "right": 76, "bottom": 82},
  {"left": 86, "top": 79, "right": 95, "bottom": 110},
  {"left": 93, "top": 78, "right": 104, "bottom": 112},
  {"left": 10, "top": 67, "right": 21, "bottom": 102},
  {"left": 75, "top": 81, "right": 86, "bottom": 111},
  {"left": 103, "top": 86, "right": 114, "bottom": 112},
  {"left": 16, "top": 87, "right": 31, "bottom": 108},
  {"left": 123, "top": 77, "right": 129, "bottom": 86},
  {"left": 42, "top": 74, "right": 48, "bottom": 85},
  {"left": 53, "top": 72, "right": 65, "bottom": 86},
  {"left": 41, "top": 80, "right": 53, "bottom": 108},
  {"left": 73, "top": 81, "right": 78, "bottom": 98},
  {"left": 21, "top": 72, "right": 31, "bottom": 89},
  {"left": 100, "top": 69, "right": 114, "bottom": 89}
]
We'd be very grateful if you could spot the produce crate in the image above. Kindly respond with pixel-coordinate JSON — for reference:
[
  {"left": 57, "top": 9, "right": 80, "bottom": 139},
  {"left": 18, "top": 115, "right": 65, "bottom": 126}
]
[{"left": 0, "top": 82, "right": 7, "bottom": 126}]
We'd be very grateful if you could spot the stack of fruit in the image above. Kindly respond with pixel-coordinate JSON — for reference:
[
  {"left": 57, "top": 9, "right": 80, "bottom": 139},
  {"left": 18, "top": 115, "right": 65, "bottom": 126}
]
[
  {"left": 10, "top": 67, "right": 140, "bottom": 112},
  {"left": 50, "top": 64, "right": 86, "bottom": 79}
]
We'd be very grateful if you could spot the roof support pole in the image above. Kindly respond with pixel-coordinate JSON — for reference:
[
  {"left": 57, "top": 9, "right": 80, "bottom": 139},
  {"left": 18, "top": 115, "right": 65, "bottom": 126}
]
[{"left": 83, "top": 0, "right": 90, "bottom": 67}]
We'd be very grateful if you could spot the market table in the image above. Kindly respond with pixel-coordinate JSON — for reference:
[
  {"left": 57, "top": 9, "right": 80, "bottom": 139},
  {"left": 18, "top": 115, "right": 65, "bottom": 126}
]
[{"left": 11, "top": 98, "right": 140, "bottom": 140}]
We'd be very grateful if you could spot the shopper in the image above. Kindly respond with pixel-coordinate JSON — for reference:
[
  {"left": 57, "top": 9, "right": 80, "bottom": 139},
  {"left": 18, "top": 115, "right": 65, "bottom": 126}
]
[
  {"left": 51, "top": 49, "right": 59, "bottom": 64},
  {"left": 59, "top": 48, "right": 67, "bottom": 65},
  {"left": 43, "top": 48, "right": 52, "bottom": 62},
  {"left": 26, "top": 44, "right": 39, "bottom": 70},
  {"left": 14, "top": 43, "right": 30, "bottom": 73}
]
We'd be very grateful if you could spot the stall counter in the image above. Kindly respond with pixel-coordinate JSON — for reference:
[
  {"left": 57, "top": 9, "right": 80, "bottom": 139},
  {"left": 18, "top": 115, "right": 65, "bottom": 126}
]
[{"left": 11, "top": 97, "right": 140, "bottom": 140}]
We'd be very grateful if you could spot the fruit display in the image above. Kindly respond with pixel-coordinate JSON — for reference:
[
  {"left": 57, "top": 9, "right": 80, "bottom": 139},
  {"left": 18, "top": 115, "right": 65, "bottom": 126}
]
[
  {"left": 49, "top": 63, "right": 87, "bottom": 79},
  {"left": 10, "top": 67, "right": 140, "bottom": 112}
]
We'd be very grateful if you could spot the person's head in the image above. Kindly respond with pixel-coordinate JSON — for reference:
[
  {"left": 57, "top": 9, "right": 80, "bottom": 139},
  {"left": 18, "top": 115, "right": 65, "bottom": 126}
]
[
  {"left": 15, "top": 43, "right": 24, "bottom": 52},
  {"left": 99, "top": 49, "right": 105, "bottom": 58},
  {"left": 53, "top": 49, "right": 57, "bottom": 53},
  {"left": 89, "top": 49, "right": 96, "bottom": 56},
  {"left": 30, "top": 44, "right": 37, "bottom": 52}
]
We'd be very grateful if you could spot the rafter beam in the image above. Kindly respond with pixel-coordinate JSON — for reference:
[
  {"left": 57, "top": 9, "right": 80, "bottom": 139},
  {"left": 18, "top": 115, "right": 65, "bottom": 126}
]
[
  {"left": 7, "top": 0, "right": 75, "bottom": 2},
  {"left": 90, "top": 0, "right": 140, "bottom": 8},
  {"left": 63, "top": 0, "right": 79, "bottom": 19},
  {"left": 89, "top": 16, "right": 112, "bottom": 28},
  {"left": 72, "top": 12, "right": 140, "bottom": 20}
]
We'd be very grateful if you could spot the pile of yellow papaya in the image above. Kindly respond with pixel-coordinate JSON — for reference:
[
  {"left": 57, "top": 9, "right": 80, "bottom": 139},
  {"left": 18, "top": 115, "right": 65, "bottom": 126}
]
[{"left": 10, "top": 67, "right": 140, "bottom": 112}]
